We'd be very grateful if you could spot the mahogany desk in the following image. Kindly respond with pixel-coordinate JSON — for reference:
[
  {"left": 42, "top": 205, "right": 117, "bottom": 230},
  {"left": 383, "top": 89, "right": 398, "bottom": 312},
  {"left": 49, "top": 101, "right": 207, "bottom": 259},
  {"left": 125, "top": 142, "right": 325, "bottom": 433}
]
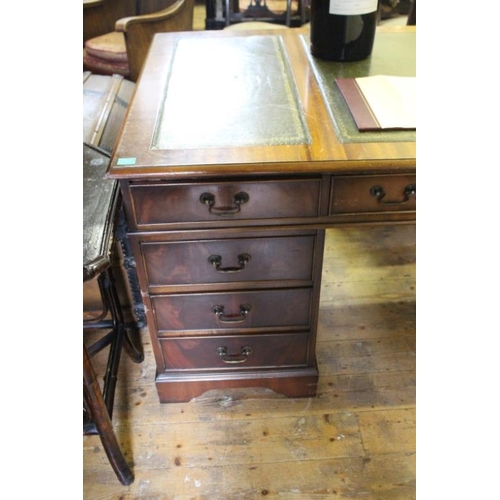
[{"left": 107, "top": 26, "right": 416, "bottom": 403}]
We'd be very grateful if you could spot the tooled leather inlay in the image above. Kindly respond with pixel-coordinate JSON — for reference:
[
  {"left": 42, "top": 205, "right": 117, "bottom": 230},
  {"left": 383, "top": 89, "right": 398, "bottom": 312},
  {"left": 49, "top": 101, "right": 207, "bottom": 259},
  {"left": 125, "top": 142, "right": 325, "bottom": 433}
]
[{"left": 152, "top": 35, "right": 311, "bottom": 149}]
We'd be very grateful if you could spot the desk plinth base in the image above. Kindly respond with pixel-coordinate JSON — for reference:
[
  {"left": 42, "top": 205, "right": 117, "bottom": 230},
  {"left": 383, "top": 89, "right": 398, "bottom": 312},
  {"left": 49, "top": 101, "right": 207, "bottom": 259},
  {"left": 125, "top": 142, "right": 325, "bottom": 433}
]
[{"left": 155, "top": 367, "right": 319, "bottom": 403}]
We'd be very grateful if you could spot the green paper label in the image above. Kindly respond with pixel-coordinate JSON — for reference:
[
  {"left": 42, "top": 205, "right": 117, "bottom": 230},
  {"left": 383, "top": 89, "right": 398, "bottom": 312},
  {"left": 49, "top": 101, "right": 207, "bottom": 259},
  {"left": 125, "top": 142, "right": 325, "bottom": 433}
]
[{"left": 117, "top": 157, "right": 136, "bottom": 166}]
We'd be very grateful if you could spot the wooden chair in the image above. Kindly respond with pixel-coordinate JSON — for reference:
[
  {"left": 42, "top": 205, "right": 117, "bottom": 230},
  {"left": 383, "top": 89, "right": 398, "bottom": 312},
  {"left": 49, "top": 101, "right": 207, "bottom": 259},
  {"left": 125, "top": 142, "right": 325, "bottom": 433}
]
[
  {"left": 83, "top": 73, "right": 145, "bottom": 485},
  {"left": 83, "top": 0, "right": 195, "bottom": 82},
  {"left": 84, "top": 0, "right": 136, "bottom": 43},
  {"left": 83, "top": 142, "right": 145, "bottom": 485}
]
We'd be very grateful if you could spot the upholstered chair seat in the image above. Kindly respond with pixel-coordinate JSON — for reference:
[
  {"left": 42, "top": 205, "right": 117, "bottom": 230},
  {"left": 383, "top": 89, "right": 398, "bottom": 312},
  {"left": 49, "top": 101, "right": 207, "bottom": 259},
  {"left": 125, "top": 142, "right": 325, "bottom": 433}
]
[
  {"left": 83, "top": 32, "right": 130, "bottom": 77},
  {"left": 83, "top": 0, "right": 195, "bottom": 82}
]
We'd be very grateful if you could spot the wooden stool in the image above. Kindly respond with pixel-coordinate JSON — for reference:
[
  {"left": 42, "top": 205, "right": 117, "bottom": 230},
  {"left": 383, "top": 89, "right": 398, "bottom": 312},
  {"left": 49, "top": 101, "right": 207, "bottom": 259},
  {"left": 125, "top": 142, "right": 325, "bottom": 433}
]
[{"left": 83, "top": 142, "right": 144, "bottom": 485}]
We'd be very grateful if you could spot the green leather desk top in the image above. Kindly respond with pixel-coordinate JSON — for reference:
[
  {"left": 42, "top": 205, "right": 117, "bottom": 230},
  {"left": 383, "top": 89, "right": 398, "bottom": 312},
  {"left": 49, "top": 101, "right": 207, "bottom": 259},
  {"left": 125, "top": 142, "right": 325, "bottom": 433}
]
[{"left": 303, "top": 31, "right": 416, "bottom": 143}]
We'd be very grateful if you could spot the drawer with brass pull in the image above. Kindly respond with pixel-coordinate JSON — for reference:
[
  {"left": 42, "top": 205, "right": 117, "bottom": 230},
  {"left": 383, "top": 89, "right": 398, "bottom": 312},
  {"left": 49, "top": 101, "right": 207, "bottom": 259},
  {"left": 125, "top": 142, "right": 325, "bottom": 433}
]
[
  {"left": 159, "top": 333, "right": 310, "bottom": 371},
  {"left": 330, "top": 174, "right": 416, "bottom": 214},
  {"left": 151, "top": 288, "right": 313, "bottom": 335},
  {"left": 126, "top": 178, "right": 322, "bottom": 229},
  {"left": 134, "top": 230, "right": 319, "bottom": 292}
]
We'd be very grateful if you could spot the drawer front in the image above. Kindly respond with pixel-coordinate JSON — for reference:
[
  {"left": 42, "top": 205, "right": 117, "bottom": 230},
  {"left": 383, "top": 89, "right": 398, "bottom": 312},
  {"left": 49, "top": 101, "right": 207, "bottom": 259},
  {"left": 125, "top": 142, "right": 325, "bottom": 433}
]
[
  {"left": 140, "top": 234, "right": 317, "bottom": 288},
  {"left": 129, "top": 178, "right": 322, "bottom": 227},
  {"left": 330, "top": 174, "right": 416, "bottom": 214},
  {"left": 152, "top": 288, "right": 312, "bottom": 334},
  {"left": 159, "top": 333, "right": 310, "bottom": 370}
]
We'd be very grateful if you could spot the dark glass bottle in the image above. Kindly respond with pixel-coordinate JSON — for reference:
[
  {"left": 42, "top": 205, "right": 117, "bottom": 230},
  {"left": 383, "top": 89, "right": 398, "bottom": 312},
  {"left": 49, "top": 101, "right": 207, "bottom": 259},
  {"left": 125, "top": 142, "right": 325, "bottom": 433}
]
[{"left": 310, "top": 0, "right": 380, "bottom": 62}]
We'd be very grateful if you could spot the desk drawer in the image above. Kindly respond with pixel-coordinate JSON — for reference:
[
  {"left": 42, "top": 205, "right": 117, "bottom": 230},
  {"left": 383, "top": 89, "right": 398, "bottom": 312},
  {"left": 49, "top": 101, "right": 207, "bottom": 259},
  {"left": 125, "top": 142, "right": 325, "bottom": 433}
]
[
  {"left": 159, "top": 333, "right": 310, "bottom": 371},
  {"left": 330, "top": 174, "right": 416, "bottom": 214},
  {"left": 128, "top": 178, "right": 322, "bottom": 228},
  {"left": 152, "top": 288, "right": 312, "bottom": 334},
  {"left": 139, "top": 233, "right": 317, "bottom": 289}
]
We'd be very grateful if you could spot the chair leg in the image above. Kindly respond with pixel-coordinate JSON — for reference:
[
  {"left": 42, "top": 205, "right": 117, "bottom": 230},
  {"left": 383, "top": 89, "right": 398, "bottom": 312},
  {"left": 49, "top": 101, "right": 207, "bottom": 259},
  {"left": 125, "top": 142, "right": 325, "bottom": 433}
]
[
  {"left": 285, "top": 0, "right": 292, "bottom": 26},
  {"left": 84, "top": 263, "right": 144, "bottom": 365},
  {"left": 407, "top": 0, "right": 416, "bottom": 25},
  {"left": 84, "top": 344, "right": 134, "bottom": 486},
  {"left": 98, "top": 269, "right": 126, "bottom": 416},
  {"left": 84, "top": 266, "right": 139, "bottom": 484},
  {"left": 122, "top": 328, "right": 145, "bottom": 364},
  {"left": 99, "top": 267, "right": 144, "bottom": 412}
]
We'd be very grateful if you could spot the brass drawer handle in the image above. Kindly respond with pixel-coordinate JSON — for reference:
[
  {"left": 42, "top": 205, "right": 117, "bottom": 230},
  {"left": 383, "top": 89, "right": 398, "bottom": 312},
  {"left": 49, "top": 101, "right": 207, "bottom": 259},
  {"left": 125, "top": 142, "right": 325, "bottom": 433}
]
[
  {"left": 370, "top": 184, "right": 416, "bottom": 205},
  {"left": 212, "top": 304, "right": 251, "bottom": 323},
  {"left": 208, "top": 253, "right": 251, "bottom": 273},
  {"left": 199, "top": 192, "right": 249, "bottom": 216},
  {"left": 216, "top": 346, "right": 252, "bottom": 363}
]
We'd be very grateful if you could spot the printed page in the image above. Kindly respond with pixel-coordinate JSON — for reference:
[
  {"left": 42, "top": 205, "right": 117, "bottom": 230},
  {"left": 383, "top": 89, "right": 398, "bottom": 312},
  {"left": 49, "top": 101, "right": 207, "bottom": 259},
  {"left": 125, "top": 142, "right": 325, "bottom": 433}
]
[{"left": 355, "top": 75, "right": 416, "bottom": 129}]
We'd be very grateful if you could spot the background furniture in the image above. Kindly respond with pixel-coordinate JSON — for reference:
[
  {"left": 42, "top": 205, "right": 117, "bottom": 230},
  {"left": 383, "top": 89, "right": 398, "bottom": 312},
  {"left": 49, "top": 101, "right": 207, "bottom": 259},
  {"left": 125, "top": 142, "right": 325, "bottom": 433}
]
[
  {"left": 84, "top": 0, "right": 136, "bottom": 44},
  {"left": 83, "top": 142, "right": 144, "bottom": 485},
  {"left": 83, "top": 72, "right": 140, "bottom": 319},
  {"left": 84, "top": 73, "right": 146, "bottom": 484},
  {"left": 205, "top": 0, "right": 307, "bottom": 29},
  {"left": 83, "top": 0, "right": 195, "bottom": 81},
  {"left": 407, "top": 0, "right": 416, "bottom": 25},
  {"left": 106, "top": 27, "right": 416, "bottom": 404},
  {"left": 83, "top": 72, "right": 134, "bottom": 154}
]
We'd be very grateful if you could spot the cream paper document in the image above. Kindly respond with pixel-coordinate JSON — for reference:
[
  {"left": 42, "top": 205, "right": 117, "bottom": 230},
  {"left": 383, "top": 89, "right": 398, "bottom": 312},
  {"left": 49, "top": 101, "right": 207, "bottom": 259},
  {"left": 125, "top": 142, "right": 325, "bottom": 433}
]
[{"left": 355, "top": 75, "right": 416, "bottom": 129}]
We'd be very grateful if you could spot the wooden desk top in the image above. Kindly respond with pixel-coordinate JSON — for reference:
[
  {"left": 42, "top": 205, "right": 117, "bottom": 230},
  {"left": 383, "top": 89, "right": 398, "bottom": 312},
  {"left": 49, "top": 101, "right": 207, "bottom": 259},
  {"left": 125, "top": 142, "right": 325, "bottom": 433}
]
[{"left": 108, "top": 26, "right": 416, "bottom": 180}]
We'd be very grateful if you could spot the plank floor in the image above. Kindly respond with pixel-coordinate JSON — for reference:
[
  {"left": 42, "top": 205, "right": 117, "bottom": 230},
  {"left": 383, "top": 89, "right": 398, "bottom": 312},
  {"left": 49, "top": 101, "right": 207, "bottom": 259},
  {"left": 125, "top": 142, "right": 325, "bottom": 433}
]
[{"left": 84, "top": 224, "right": 416, "bottom": 499}]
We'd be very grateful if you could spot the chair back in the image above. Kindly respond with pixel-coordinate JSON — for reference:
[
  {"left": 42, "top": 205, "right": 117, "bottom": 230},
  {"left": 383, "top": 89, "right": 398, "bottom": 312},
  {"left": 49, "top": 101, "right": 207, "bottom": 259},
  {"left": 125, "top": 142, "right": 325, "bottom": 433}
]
[
  {"left": 84, "top": 0, "right": 137, "bottom": 43},
  {"left": 119, "top": 0, "right": 195, "bottom": 82}
]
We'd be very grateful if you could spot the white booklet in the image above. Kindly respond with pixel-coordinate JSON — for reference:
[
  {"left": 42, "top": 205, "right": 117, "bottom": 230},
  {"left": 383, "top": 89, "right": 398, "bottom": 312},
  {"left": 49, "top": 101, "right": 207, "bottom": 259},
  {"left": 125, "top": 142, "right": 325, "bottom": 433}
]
[{"left": 336, "top": 75, "right": 416, "bottom": 131}]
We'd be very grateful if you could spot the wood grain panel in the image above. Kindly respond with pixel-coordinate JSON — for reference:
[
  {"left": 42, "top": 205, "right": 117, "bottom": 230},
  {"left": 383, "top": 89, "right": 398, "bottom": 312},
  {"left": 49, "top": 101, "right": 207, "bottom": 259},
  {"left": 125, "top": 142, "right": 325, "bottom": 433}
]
[
  {"left": 330, "top": 174, "right": 416, "bottom": 214},
  {"left": 140, "top": 233, "right": 316, "bottom": 288},
  {"left": 152, "top": 288, "right": 313, "bottom": 333},
  {"left": 159, "top": 333, "right": 310, "bottom": 370},
  {"left": 129, "top": 178, "right": 322, "bottom": 228}
]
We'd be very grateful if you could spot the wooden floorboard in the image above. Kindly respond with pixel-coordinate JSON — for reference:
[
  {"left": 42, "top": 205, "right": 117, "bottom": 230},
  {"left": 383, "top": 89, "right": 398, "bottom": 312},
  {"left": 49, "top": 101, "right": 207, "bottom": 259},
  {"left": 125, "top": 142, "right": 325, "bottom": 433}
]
[{"left": 84, "top": 225, "right": 416, "bottom": 499}]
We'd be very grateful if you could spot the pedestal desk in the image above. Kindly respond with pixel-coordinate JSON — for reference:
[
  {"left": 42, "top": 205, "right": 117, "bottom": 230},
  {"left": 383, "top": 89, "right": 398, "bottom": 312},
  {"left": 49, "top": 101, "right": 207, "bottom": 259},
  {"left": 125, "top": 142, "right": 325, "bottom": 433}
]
[{"left": 107, "top": 26, "right": 416, "bottom": 403}]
